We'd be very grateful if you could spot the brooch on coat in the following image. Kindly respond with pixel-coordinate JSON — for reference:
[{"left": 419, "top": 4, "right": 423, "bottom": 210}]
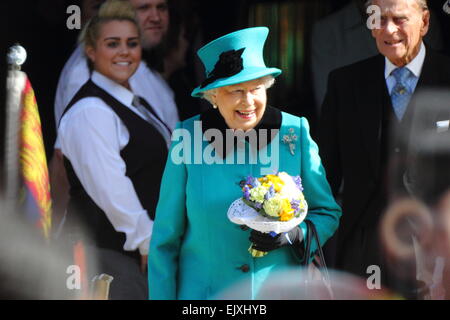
[{"left": 282, "top": 128, "right": 297, "bottom": 156}]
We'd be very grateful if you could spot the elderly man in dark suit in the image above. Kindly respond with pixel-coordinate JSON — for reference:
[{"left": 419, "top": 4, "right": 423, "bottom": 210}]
[
  {"left": 310, "top": 0, "right": 444, "bottom": 115},
  {"left": 318, "top": 0, "right": 450, "bottom": 298}
]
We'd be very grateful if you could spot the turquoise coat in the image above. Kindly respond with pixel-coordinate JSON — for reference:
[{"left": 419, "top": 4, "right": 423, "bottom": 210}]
[{"left": 148, "top": 108, "right": 341, "bottom": 299}]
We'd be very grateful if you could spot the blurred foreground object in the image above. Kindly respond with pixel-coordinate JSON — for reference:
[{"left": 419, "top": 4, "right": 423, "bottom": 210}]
[
  {"left": 0, "top": 211, "right": 103, "bottom": 299},
  {"left": 381, "top": 194, "right": 450, "bottom": 299},
  {"left": 91, "top": 273, "right": 114, "bottom": 300},
  {"left": 216, "top": 269, "right": 399, "bottom": 300},
  {"left": 382, "top": 89, "right": 450, "bottom": 299},
  {"left": 381, "top": 199, "right": 433, "bottom": 262},
  {"left": 398, "top": 89, "right": 450, "bottom": 205},
  {"left": 0, "top": 45, "right": 103, "bottom": 299},
  {"left": 0, "top": 213, "right": 75, "bottom": 299},
  {"left": 3, "top": 44, "right": 52, "bottom": 239}
]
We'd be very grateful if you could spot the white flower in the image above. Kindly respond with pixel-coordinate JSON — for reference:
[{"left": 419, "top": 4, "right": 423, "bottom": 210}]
[{"left": 278, "top": 172, "right": 302, "bottom": 201}]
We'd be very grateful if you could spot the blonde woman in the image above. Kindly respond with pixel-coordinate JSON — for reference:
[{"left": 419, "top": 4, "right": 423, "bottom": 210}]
[{"left": 58, "top": 0, "right": 169, "bottom": 299}]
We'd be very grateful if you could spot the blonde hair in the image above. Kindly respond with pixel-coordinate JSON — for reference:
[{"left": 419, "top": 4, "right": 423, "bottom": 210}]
[
  {"left": 202, "top": 75, "right": 276, "bottom": 105},
  {"left": 79, "top": 0, "right": 140, "bottom": 49}
]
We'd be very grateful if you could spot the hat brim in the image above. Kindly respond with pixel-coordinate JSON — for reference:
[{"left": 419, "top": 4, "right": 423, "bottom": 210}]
[{"left": 191, "top": 67, "right": 282, "bottom": 98}]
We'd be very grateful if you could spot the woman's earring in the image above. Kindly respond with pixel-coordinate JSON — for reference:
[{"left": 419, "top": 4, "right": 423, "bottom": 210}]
[{"left": 213, "top": 104, "right": 218, "bottom": 109}]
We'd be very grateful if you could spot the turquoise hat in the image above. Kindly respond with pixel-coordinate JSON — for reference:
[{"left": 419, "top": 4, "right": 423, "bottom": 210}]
[{"left": 191, "top": 27, "right": 282, "bottom": 98}]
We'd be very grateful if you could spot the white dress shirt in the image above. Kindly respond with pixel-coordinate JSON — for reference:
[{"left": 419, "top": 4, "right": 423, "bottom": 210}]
[
  {"left": 54, "top": 44, "right": 179, "bottom": 130},
  {"left": 385, "top": 42, "right": 426, "bottom": 95},
  {"left": 58, "top": 71, "right": 162, "bottom": 255}
]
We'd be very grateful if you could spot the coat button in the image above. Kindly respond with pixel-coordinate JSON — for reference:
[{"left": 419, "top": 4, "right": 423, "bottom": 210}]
[
  {"left": 240, "top": 225, "right": 249, "bottom": 231},
  {"left": 238, "top": 264, "right": 250, "bottom": 273}
]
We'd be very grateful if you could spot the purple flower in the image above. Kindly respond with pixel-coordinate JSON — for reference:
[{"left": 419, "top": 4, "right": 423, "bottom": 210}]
[
  {"left": 291, "top": 199, "right": 301, "bottom": 213},
  {"left": 245, "top": 176, "right": 260, "bottom": 188},
  {"left": 254, "top": 202, "right": 262, "bottom": 210},
  {"left": 293, "top": 176, "right": 303, "bottom": 192},
  {"left": 264, "top": 185, "right": 275, "bottom": 200},
  {"left": 243, "top": 185, "right": 251, "bottom": 201}
]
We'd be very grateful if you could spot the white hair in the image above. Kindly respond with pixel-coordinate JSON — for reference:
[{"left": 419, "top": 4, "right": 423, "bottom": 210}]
[
  {"left": 201, "top": 75, "right": 276, "bottom": 105},
  {"left": 364, "top": 0, "right": 428, "bottom": 11}
]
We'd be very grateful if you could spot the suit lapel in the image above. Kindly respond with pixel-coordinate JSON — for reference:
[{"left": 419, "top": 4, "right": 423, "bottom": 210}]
[
  {"left": 414, "top": 48, "right": 439, "bottom": 89},
  {"left": 403, "top": 49, "right": 446, "bottom": 129},
  {"left": 355, "top": 55, "right": 389, "bottom": 179}
]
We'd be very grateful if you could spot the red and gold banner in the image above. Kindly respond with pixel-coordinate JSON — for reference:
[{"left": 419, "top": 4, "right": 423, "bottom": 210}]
[{"left": 19, "top": 76, "right": 52, "bottom": 239}]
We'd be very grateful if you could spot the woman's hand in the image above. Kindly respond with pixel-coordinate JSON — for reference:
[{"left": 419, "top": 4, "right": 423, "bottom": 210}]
[
  {"left": 140, "top": 254, "right": 148, "bottom": 274},
  {"left": 249, "top": 227, "right": 302, "bottom": 252}
]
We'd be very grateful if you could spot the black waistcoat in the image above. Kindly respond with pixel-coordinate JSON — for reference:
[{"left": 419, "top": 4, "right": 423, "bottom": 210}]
[
  {"left": 363, "top": 92, "right": 412, "bottom": 227},
  {"left": 61, "top": 80, "right": 168, "bottom": 255},
  {"left": 382, "top": 94, "right": 418, "bottom": 199}
]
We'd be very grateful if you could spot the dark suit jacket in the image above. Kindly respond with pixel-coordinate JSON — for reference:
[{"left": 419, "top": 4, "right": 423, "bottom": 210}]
[
  {"left": 318, "top": 48, "right": 450, "bottom": 279},
  {"left": 311, "top": 2, "right": 444, "bottom": 113}
]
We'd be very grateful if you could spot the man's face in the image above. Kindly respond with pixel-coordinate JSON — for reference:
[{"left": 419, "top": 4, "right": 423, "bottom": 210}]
[
  {"left": 81, "top": 0, "right": 105, "bottom": 24},
  {"left": 129, "top": 0, "right": 169, "bottom": 50},
  {"left": 371, "top": 0, "right": 429, "bottom": 67}
]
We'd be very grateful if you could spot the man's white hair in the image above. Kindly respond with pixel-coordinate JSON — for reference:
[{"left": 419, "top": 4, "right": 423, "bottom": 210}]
[
  {"left": 201, "top": 75, "right": 275, "bottom": 105},
  {"left": 365, "top": 0, "right": 428, "bottom": 11}
]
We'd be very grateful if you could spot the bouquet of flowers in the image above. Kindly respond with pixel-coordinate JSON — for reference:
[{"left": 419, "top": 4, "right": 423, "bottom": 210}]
[{"left": 227, "top": 172, "right": 308, "bottom": 257}]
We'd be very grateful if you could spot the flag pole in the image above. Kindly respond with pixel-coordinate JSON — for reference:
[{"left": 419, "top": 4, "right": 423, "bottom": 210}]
[{"left": 3, "top": 45, "right": 27, "bottom": 217}]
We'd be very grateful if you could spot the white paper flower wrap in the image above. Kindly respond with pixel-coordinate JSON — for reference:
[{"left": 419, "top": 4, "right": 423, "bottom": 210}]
[
  {"left": 228, "top": 172, "right": 308, "bottom": 257},
  {"left": 227, "top": 198, "right": 308, "bottom": 233}
]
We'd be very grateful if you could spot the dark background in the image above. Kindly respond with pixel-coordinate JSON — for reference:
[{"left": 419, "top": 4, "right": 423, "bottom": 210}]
[{"left": 2, "top": 0, "right": 450, "bottom": 162}]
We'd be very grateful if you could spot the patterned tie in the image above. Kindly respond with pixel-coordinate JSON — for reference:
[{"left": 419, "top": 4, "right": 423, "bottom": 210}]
[
  {"left": 390, "top": 67, "right": 412, "bottom": 121},
  {"left": 132, "top": 95, "right": 172, "bottom": 145}
]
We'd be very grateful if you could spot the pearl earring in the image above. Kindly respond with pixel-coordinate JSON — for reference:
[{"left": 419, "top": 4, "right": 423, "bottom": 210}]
[{"left": 213, "top": 104, "right": 218, "bottom": 109}]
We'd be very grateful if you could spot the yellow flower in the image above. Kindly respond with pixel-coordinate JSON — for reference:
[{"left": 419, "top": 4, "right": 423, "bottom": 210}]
[
  {"left": 280, "top": 212, "right": 294, "bottom": 222},
  {"left": 265, "top": 174, "right": 285, "bottom": 192},
  {"left": 279, "top": 198, "right": 294, "bottom": 221},
  {"left": 261, "top": 182, "right": 272, "bottom": 189}
]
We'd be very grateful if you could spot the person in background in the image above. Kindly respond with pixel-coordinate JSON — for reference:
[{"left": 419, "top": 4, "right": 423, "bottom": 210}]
[
  {"left": 54, "top": 0, "right": 178, "bottom": 129},
  {"left": 318, "top": 0, "right": 450, "bottom": 298},
  {"left": 50, "top": 0, "right": 178, "bottom": 233},
  {"left": 58, "top": 0, "right": 170, "bottom": 299},
  {"left": 310, "top": 0, "right": 443, "bottom": 116},
  {"left": 161, "top": 0, "right": 208, "bottom": 120}
]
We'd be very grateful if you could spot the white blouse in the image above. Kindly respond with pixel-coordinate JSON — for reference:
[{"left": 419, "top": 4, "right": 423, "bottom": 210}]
[{"left": 58, "top": 71, "right": 167, "bottom": 255}]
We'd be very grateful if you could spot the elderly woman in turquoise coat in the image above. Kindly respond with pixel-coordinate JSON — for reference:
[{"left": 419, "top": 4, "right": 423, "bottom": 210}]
[{"left": 148, "top": 27, "right": 341, "bottom": 300}]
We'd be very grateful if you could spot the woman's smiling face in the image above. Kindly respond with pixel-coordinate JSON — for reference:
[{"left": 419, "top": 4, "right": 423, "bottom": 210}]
[
  {"left": 86, "top": 20, "right": 141, "bottom": 89},
  {"left": 212, "top": 78, "right": 268, "bottom": 131}
]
